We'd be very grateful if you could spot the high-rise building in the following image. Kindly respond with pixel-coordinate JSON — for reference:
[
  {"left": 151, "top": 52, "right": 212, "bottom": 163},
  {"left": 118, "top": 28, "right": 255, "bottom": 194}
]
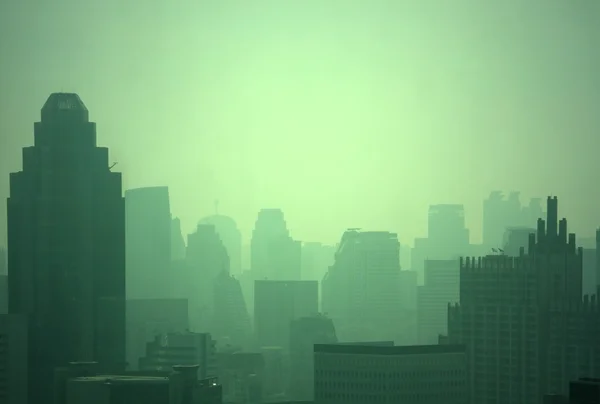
[
  {"left": 0, "top": 247, "right": 6, "bottom": 275},
  {"left": 7, "top": 93, "right": 126, "bottom": 402},
  {"left": 301, "top": 242, "right": 335, "bottom": 282},
  {"left": 322, "top": 230, "right": 403, "bottom": 343},
  {"left": 186, "top": 224, "right": 229, "bottom": 331},
  {"left": 0, "top": 314, "right": 27, "bottom": 404},
  {"left": 251, "top": 209, "right": 301, "bottom": 281},
  {"left": 199, "top": 214, "right": 242, "bottom": 276},
  {"left": 417, "top": 259, "right": 459, "bottom": 344},
  {"left": 254, "top": 280, "right": 318, "bottom": 350},
  {"left": 212, "top": 271, "right": 252, "bottom": 349},
  {"left": 125, "top": 186, "right": 171, "bottom": 299},
  {"left": 171, "top": 217, "right": 186, "bottom": 262},
  {"left": 447, "top": 197, "right": 597, "bottom": 404}
]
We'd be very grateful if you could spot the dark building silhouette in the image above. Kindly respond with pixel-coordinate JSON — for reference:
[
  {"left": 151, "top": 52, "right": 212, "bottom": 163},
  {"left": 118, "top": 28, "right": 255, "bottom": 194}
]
[
  {"left": 251, "top": 209, "right": 301, "bottom": 281},
  {"left": 314, "top": 343, "right": 468, "bottom": 404},
  {"left": 288, "top": 314, "right": 337, "bottom": 401},
  {"left": 125, "top": 186, "right": 172, "bottom": 299},
  {"left": 447, "top": 196, "right": 597, "bottom": 404},
  {"left": 0, "top": 314, "right": 27, "bottom": 404},
  {"left": 254, "top": 280, "right": 318, "bottom": 350},
  {"left": 322, "top": 230, "right": 404, "bottom": 343},
  {"left": 7, "top": 93, "right": 125, "bottom": 403},
  {"left": 186, "top": 224, "right": 229, "bottom": 332},
  {"left": 199, "top": 214, "right": 242, "bottom": 277}
]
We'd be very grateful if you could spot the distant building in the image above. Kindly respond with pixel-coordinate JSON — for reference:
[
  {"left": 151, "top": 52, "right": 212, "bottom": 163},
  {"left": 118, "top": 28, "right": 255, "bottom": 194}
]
[
  {"left": 254, "top": 280, "right": 318, "bottom": 350},
  {"left": 216, "top": 351, "right": 264, "bottom": 404},
  {"left": 417, "top": 259, "right": 459, "bottom": 344},
  {"left": 212, "top": 271, "right": 252, "bottom": 348},
  {"left": 502, "top": 227, "right": 536, "bottom": 256},
  {"left": 171, "top": 217, "right": 187, "bottom": 262},
  {"left": 125, "top": 186, "right": 172, "bottom": 299},
  {"left": 251, "top": 209, "right": 301, "bottom": 281},
  {"left": 314, "top": 343, "right": 467, "bottom": 404},
  {"left": 288, "top": 315, "right": 337, "bottom": 401},
  {"left": 301, "top": 242, "right": 335, "bottom": 282},
  {"left": 0, "top": 275, "right": 6, "bottom": 314},
  {"left": 199, "top": 214, "right": 243, "bottom": 276},
  {"left": 447, "top": 197, "right": 598, "bottom": 404},
  {"left": 186, "top": 224, "right": 230, "bottom": 332},
  {"left": 126, "top": 299, "right": 189, "bottom": 371},
  {"left": 0, "top": 314, "right": 27, "bottom": 404},
  {"left": 139, "top": 332, "right": 217, "bottom": 379},
  {"left": 322, "top": 230, "right": 403, "bottom": 343},
  {"left": 398, "top": 270, "right": 418, "bottom": 345},
  {"left": 7, "top": 93, "right": 126, "bottom": 403},
  {"left": 0, "top": 247, "right": 5, "bottom": 275}
]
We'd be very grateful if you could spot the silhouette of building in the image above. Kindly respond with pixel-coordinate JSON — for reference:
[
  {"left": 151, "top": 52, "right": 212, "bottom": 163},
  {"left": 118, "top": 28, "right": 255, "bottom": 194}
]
[
  {"left": 288, "top": 315, "right": 337, "bottom": 401},
  {"left": 199, "top": 214, "right": 242, "bottom": 277},
  {"left": 503, "top": 227, "right": 536, "bottom": 256},
  {"left": 171, "top": 217, "right": 186, "bottom": 262},
  {"left": 417, "top": 259, "right": 459, "bottom": 345},
  {"left": 139, "top": 331, "right": 217, "bottom": 379},
  {"left": 212, "top": 271, "right": 252, "bottom": 349},
  {"left": 125, "top": 186, "right": 172, "bottom": 299},
  {"left": 483, "top": 191, "right": 543, "bottom": 249},
  {"left": 7, "top": 93, "right": 126, "bottom": 403},
  {"left": 398, "top": 270, "right": 418, "bottom": 344},
  {"left": 314, "top": 343, "right": 467, "bottom": 404},
  {"left": 447, "top": 197, "right": 597, "bottom": 404},
  {"left": 0, "top": 314, "right": 27, "bottom": 404},
  {"left": 186, "top": 224, "right": 229, "bottom": 332},
  {"left": 322, "top": 230, "right": 404, "bottom": 343},
  {"left": 126, "top": 298, "right": 189, "bottom": 371},
  {"left": 301, "top": 242, "right": 335, "bottom": 282},
  {"left": 411, "top": 205, "right": 470, "bottom": 284},
  {"left": 583, "top": 247, "right": 597, "bottom": 297},
  {"left": 216, "top": 351, "right": 264, "bottom": 404},
  {"left": 251, "top": 209, "right": 301, "bottom": 281},
  {"left": 254, "top": 280, "right": 318, "bottom": 350}
]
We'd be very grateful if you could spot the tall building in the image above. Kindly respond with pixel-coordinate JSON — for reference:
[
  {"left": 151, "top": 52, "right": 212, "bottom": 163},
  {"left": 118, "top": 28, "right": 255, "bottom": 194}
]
[
  {"left": 314, "top": 343, "right": 468, "bottom": 404},
  {"left": 171, "top": 217, "right": 186, "bottom": 262},
  {"left": 7, "top": 93, "right": 126, "bottom": 403},
  {"left": 417, "top": 259, "right": 459, "bottom": 344},
  {"left": 251, "top": 209, "right": 301, "bottom": 281},
  {"left": 254, "top": 280, "right": 318, "bottom": 350},
  {"left": 447, "top": 196, "right": 597, "bottom": 404},
  {"left": 125, "top": 186, "right": 171, "bottom": 299},
  {"left": 411, "top": 204, "right": 470, "bottom": 284},
  {"left": 503, "top": 227, "right": 536, "bottom": 256},
  {"left": 0, "top": 314, "right": 27, "bottom": 404},
  {"left": 322, "top": 230, "right": 403, "bottom": 343},
  {"left": 212, "top": 270, "right": 252, "bottom": 349},
  {"left": 186, "top": 224, "right": 229, "bottom": 332},
  {"left": 301, "top": 242, "right": 335, "bottom": 282},
  {"left": 0, "top": 246, "right": 6, "bottom": 275},
  {"left": 199, "top": 214, "right": 242, "bottom": 276}
]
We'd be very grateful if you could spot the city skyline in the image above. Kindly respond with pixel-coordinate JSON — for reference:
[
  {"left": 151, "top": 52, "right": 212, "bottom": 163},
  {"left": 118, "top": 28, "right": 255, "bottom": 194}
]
[{"left": 1, "top": 0, "right": 599, "bottom": 246}]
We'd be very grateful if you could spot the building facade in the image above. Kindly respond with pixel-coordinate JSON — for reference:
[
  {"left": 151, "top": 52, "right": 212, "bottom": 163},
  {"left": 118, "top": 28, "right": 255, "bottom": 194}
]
[{"left": 7, "top": 93, "right": 126, "bottom": 403}]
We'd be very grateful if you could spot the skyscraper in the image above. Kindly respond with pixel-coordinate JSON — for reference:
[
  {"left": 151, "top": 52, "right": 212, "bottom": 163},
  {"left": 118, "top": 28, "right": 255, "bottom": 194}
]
[
  {"left": 251, "top": 208, "right": 301, "bottom": 281},
  {"left": 125, "top": 186, "right": 171, "bottom": 299},
  {"left": 7, "top": 93, "right": 125, "bottom": 403},
  {"left": 199, "top": 214, "right": 242, "bottom": 276}
]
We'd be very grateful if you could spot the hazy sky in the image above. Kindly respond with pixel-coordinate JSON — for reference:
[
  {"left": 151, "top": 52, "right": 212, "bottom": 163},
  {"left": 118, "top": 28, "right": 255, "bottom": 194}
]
[{"left": 1, "top": 0, "right": 599, "bottom": 246}]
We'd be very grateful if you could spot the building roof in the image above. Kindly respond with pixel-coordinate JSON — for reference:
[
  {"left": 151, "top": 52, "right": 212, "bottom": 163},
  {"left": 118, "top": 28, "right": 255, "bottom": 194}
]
[
  {"left": 314, "top": 343, "right": 465, "bottom": 356},
  {"left": 42, "top": 93, "right": 88, "bottom": 112},
  {"left": 70, "top": 375, "right": 169, "bottom": 385}
]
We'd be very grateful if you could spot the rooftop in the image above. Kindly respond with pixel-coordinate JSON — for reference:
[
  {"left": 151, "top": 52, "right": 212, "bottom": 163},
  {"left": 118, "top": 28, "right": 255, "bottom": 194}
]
[
  {"left": 314, "top": 343, "right": 465, "bottom": 356},
  {"left": 40, "top": 93, "right": 89, "bottom": 121},
  {"left": 70, "top": 375, "right": 169, "bottom": 385}
]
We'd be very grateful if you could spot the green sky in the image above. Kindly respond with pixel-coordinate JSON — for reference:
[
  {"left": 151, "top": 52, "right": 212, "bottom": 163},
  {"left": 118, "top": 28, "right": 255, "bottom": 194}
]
[{"left": 0, "top": 0, "right": 599, "bottom": 245}]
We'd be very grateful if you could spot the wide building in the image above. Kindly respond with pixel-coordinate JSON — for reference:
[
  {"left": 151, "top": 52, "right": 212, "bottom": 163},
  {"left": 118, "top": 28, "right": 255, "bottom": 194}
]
[{"left": 7, "top": 93, "right": 126, "bottom": 403}]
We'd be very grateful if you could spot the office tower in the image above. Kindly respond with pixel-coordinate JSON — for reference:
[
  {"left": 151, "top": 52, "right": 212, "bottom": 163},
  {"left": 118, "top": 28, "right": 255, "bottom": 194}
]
[
  {"left": 254, "top": 280, "right": 318, "bottom": 350},
  {"left": 186, "top": 224, "right": 229, "bottom": 331},
  {"left": 483, "top": 191, "right": 543, "bottom": 249},
  {"left": 139, "top": 331, "right": 217, "bottom": 379},
  {"left": 314, "top": 344, "right": 468, "bottom": 404},
  {"left": 447, "top": 197, "right": 598, "bottom": 404},
  {"left": 212, "top": 271, "right": 252, "bottom": 349},
  {"left": 7, "top": 93, "right": 125, "bottom": 403},
  {"left": 288, "top": 314, "right": 337, "bottom": 401},
  {"left": 417, "top": 259, "right": 459, "bottom": 344},
  {"left": 126, "top": 298, "right": 189, "bottom": 371},
  {"left": 411, "top": 204, "right": 470, "bottom": 284},
  {"left": 125, "top": 186, "right": 171, "bottom": 299},
  {"left": 171, "top": 217, "right": 186, "bottom": 261},
  {"left": 199, "top": 214, "right": 242, "bottom": 276},
  {"left": 398, "top": 270, "right": 418, "bottom": 345},
  {"left": 251, "top": 209, "right": 301, "bottom": 281},
  {"left": 0, "top": 274, "right": 6, "bottom": 314},
  {"left": 0, "top": 314, "right": 27, "bottom": 404},
  {"left": 322, "top": 230, "right": 403, "bottom": 343},
  {"left": 582, "top": 248, "right": 597, "bottom": 297},
  {"left": 301, "top": 242, "right": 335, "bottom": 282}
]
